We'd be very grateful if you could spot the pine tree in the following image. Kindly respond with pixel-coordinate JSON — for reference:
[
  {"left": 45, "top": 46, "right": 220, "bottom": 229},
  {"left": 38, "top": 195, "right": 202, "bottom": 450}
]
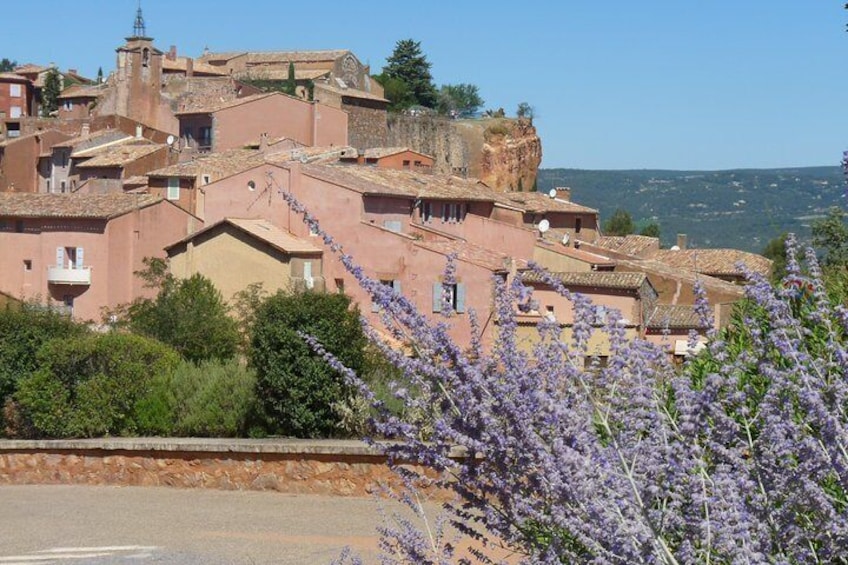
[
  {"left": 97, "top": 66, "right": 103, "bottom": 84},
  {"left": 284, "top": 62, "right": 296, "bottom": 96},
  {"left": 383, "top": 39, "right": 437, "bottom": 109},
  {"left": 41, "top": 68, "right": 62, "bottom": 117}
]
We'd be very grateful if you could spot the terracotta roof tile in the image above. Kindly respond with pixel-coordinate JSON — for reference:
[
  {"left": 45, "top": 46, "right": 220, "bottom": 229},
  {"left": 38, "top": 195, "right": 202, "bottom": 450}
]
[
  {"left": 649, "top": 248, "right": 772, "bottom": 277},
  {"left": 303, "top": 163, "right": 495, "bottom": 201},
  {"left": 494, "top": 191, "right": 598, "bottom": 215},
  {"left": 75, "top": 143, "right": 165, "bottom": 168},
  {"left": 244, "top": 49, "right": 350, "bottom": 65},
  {"left": 57, "top": 84, "right": 104, "bottom": 99},
  {"left": 0, "top": 193, "right": 161, "bottom": 219},
  {"left": 0, "top": 72, "right": 29, "bottom": 83},
  {"left": 359, "top": 147, "right": 429, "bottom": 159},
  {"left": 646, "top": 304, "right": 708, "bottom": 329},
  {"left": 167, "top": 218, "right": 322, "bottom": 255},
  {"left": 614, "top": 258, "right": 745, "bottom": 297},
  {"left": 593, "top": 235, "right": 661, "bottom": 257},
  {"left": 535, "top": 239, "right": 615, "bottom": 266},
  {"left": 523, "top": 270, "right": 648, "bottom": 291},
  {"left": 55, "top": 130, "right": 131, "bottom": 151},
  {"left": 161, "top": 57, "right": 228, "bottom": 76},
  {"left": 147, "top": 148, "right": 264, "bottom": 179}
]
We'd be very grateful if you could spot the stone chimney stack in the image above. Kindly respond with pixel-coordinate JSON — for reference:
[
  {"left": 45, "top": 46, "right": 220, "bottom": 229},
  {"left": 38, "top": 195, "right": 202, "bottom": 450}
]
[
  {"left": 556, "top": 186, "right": 571, "bottom": 201},
  {"left": 258, "top": 132, "right": 268, "bottom": 153},
  {"left": 677, "top": 233, "right": 688, "bottom": 250},
  {"left": 168, "top": 46, "right": 177, "bottom": 61},
  {"left": 80, "top": 122, "right": 90, "bottom": 137},
  {"left": 186, "top": 58, "right": 194, "bottom": 78}
]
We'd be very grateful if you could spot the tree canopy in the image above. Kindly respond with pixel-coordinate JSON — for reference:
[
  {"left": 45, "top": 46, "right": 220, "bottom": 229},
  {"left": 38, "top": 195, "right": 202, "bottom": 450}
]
[
  {"left": 126, "top": 260, "right": 239, "bottom": 364},
  {"left": 382, "top": 39, "right": 437, "bottom": 109},
  {"left": 0, "top": 59, "right": 16, "bottom": 72},
  {"left": 436, "top": 83, "right": 484, "bottom": 116},
  {"left": 40, "top": 68, "right": 62, "bottom": 117},
  {"left": 602, "top": 208, "right": 635, "bottom": 236}
]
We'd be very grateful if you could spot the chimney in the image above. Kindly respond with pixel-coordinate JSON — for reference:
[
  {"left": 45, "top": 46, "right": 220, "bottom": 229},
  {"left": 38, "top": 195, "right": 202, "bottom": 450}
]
[
  {"left": 677, "top": 233, "right": 688, "bottom": 250},
  {"left": 186, "top": 58, "right": 194, "bottom": 78},
  {"left": 80, "top": 122, "right": 90, "bottom": 137},
  {"left": 168, "top": 46, "right": 177, "bottom": 61},
  {"left": 135, "top": 124, "right": 143, "bottom": 139},
  {"left": 556, "top": 186, "right": 571, "bottom": 201},
  {"left": 258, "top": 132, "right": 268, "bottom": 153},
  {"left": 68, "top": 68, "right": 77, "bottom": 75}
]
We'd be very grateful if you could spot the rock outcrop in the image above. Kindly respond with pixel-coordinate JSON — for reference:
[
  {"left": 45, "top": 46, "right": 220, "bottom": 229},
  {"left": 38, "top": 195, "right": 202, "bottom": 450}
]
[{"left": 386, "top": 115, "right": 542, "bottom": 192}]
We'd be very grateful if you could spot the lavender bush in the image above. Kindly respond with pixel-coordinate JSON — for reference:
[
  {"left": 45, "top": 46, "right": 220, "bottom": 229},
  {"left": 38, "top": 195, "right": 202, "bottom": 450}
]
[{"left": 285, "top": 189, "right": 848, "bottom": 564}]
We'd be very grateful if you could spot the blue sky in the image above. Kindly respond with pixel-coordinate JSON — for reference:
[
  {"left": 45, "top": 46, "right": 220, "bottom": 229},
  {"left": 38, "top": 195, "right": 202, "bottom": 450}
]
[{"left": 3, "top": 1, "right": 846, "bottom": 170}]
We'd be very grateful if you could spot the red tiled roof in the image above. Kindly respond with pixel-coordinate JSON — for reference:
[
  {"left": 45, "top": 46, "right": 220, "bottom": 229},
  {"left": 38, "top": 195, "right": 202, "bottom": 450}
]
[
  {"left": 522, "top": 270, "right": 648, "bottom": 291},
  {"left": 649, "top": 248, "right": 772, "bottom": 278},
  {"left": 593, "top": 235, "right": 661, "bottom": 257},
  {"left": 494, "top": 191, "right": 598, "bottom": 215},
  {"left": 0, "top": 193, "right": 161, "bottom": 219},
  {"left": 174, "top": 92, "right": 277, "bottom": 115},
  {"left": 147, "top": 148, "right": 264, "bottom": 179},
  {"left": 645, "top": 304, "right": 708, "bottom": 330},
  {"left": 166, "top": 218, "right": 322, "bottom": 255}
]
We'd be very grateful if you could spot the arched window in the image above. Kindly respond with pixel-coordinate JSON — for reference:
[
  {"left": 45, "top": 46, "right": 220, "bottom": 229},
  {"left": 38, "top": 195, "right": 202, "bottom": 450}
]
[{"left": 142, "top": 48, "right": 150, "bottom": 68}]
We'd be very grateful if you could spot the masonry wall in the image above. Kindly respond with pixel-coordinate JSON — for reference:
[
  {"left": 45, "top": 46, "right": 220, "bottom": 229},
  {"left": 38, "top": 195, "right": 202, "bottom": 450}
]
[
  {"left": 343, "top": 99, "right": 387, "bottom": 149},
  {"left": 0, "top": 439, "right": 450, "bottom": 498}
]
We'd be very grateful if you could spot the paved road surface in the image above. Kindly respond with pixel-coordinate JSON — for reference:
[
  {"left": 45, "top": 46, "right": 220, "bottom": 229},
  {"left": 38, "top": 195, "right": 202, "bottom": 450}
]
[{"left": 0, "top": 485, "right": 411, "bottom": 564}]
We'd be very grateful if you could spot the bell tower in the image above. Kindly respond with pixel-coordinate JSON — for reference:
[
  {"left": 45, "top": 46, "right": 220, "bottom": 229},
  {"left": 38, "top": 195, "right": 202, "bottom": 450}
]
[{"left": 113, "top": 3, "right": 163, "bottom": 128}]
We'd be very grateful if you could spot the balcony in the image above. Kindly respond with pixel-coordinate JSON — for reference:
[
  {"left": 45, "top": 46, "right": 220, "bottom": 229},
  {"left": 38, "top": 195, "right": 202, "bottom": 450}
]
[{"left": 47, "top": 266, "right": 91, "bottom": 285}]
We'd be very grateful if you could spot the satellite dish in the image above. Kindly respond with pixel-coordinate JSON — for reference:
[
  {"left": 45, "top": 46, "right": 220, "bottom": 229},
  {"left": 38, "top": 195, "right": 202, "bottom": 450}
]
[
  {"left": 670, "top": 245, "right": 680, "bottom": 251},
  {"left": 548, "top": 188, "right": 557, "bottom": 198},
  {"left": 538, "top": 219, "right": 550, "bottom": 233},
  {"left": 166, "top": 135, "right": 175, "bottom": 146},
  {"left": 561, "top": 233, "right": 570, "bottom": 246}
]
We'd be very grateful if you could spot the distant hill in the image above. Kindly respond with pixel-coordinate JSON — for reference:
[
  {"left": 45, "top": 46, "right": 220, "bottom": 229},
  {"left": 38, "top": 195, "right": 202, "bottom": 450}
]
[{"left": 537, "top": 167, "right": 845, "bottom": 252}]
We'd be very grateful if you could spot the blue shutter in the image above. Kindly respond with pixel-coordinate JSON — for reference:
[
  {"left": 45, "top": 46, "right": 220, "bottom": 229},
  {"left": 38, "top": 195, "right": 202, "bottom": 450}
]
[
  {"left": 432, "top": 283, "right": 442, "bottom": 312},
  {"left": 392, "top": 280, "right": 402, "bottom": 294},
  {"left": 456, "top": 283, "right": 466, "bottom": 313}
]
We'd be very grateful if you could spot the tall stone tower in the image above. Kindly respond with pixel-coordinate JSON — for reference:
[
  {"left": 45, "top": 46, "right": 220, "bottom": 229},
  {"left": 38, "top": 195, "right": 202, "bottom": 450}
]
[{"left": 113, "top": 6, "right": 164, "bottom": 129}]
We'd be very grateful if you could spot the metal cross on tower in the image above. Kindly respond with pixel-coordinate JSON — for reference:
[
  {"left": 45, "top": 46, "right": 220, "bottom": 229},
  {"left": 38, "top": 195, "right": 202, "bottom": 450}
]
[{"left": 133, "top": 3, "right": 146, "bottom": 38}]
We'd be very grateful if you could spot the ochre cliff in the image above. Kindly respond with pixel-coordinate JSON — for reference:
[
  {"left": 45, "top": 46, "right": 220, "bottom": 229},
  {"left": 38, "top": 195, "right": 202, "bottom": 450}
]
[
  {"left": 477, "top": 118, "right": 542, "bottom": 192},
  {"left": 386, "top": 115, "right": 542, "bottom": 192}
]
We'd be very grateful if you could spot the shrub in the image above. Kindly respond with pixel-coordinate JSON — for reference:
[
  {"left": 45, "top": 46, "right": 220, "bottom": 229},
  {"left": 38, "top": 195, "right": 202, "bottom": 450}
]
[
  {"left": 250, "top": 290, "right": 367, "bottom": 438},
  {"left": 14, "top": 333, "right": 179, "bottom": 438},
  {"left": 0, "top": 305, "right": 86, "bottom": 423},
  {"left": 138, "top": 358, "right": 258, "bottom": 437},
  {"left": 128, "top": 271, "right": 240, "bottom": 364}
]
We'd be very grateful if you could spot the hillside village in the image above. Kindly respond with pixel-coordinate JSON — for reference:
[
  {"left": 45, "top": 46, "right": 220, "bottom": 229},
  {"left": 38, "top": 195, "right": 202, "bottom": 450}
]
[{"left": 0, "top": 9, "right": 772, "bottom": 362}]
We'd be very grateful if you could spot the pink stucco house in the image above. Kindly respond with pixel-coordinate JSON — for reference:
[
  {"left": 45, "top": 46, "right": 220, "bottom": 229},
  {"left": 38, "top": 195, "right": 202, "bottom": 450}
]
[
  {"left": 0, "top": 193, "right": 200, "bottom": 321},
  {"left": 175, "top": 92, "right": 348, "bottom": 156}
]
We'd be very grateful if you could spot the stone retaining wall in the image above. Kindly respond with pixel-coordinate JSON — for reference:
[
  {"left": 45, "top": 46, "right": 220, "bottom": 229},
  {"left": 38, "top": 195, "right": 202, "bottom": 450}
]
[{"left": 0, "top": 438, "right": 448, "bottom": 497}]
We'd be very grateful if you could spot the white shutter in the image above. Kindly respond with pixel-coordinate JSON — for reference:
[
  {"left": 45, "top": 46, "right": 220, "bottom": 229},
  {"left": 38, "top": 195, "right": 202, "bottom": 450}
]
[
  {"left": 75, "top": 247, "right": 84, "bottom": 269},
  {"left": 55, "top": 247, "right": 64, "bottom": 268}
]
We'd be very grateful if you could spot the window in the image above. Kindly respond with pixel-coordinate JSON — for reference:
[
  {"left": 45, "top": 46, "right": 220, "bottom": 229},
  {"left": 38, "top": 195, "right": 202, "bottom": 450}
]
[
  {"left": 334, "top": 278, "right": 345, "bottom": 294},
  {"left": 7, "top": 123, "right": 20, "bottom": 138},
  {"left": 46, "top": 180, "right": 51, "bottom": 192},
  {"left": 23, "top": 260, "right": 32, "bottom": 271},
  {"left": 198, "top": 126, "right": 212, "bottom": 148},
  {"left": 383, "top": 220, "right": 402, "bottom": 233},
  {"left": 15, "top": 220, "right": 23, "bottom": 233},
  {"left": 62, "top": 151, "right": 68, "bottom": 168},
  {"left": 432, "top": 282, "right": 466, "bottom": 313},
  {"left": 167, "top": 177, "right": 180, "bottom": 200},
  {"left": 414, "top": 160, "right": 422, "bottom": 167},
  {"left": 201, "top": 174, "right": 211, "bottom": 185},
  {"left": 63, "top": 100, "right": 73, "bottom": 111},
  {"left": 575, "top": 217, "right": 582, "bottom": 233},
  {"left": 373, "top": 279, "right": 401, "bottom": 312},
  {"left": 181, "top": 126, "right": 193, "bottom": 142},
  {"left": 60, "top": 180, "right": 66, "bottom": 193},
  {"left": 9, "top": 106, "right": 21, "bottom": 119},
  {"left": 9, "top": 84, "right": 21, "bottom": 98},
  {"left": 402, "top": 159, "right": 411, "bottom": 168},
  {"left": 421, "top": 201, "right": 432, "bottom": 223},
  {"left": 142, "top": 48, "right": 150, "bottom": 68},
  {"left": 303, "top": 261, "right": 314, "bottom": 289},
  {"left": 309, "top": 223, "right": 319, "bottom": 237}
]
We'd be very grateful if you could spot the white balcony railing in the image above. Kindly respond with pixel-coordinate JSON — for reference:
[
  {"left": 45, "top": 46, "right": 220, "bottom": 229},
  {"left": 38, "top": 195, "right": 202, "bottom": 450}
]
[{"left": 47, "top": 266, "right": 91, "bottom": 285}]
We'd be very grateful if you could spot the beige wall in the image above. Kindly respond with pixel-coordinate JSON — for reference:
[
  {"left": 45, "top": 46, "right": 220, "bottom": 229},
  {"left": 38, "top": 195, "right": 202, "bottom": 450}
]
[
  {"left": 168, "top": 224, "right": 322, "bottom": 304},
  {"left": 532, "top": 246, "right": 595, "bottom": 272}
]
